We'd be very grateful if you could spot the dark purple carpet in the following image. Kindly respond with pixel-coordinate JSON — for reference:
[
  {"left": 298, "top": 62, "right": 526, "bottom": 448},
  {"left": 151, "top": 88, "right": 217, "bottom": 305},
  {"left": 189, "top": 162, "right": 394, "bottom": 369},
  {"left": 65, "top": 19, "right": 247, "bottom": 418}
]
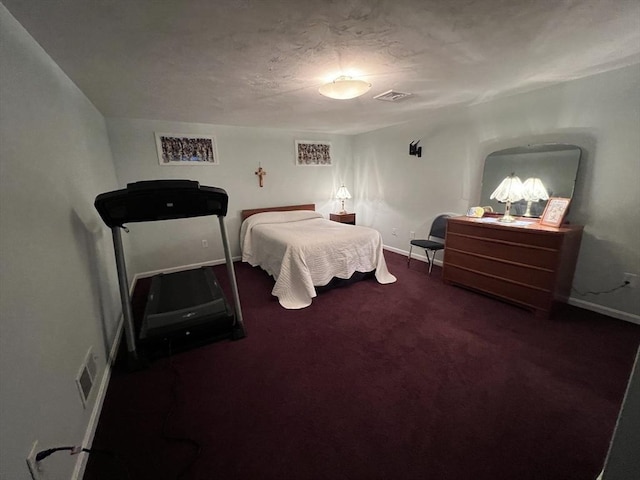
[{"left": 84, "top": 252, "right": 640, "bottom": 480}]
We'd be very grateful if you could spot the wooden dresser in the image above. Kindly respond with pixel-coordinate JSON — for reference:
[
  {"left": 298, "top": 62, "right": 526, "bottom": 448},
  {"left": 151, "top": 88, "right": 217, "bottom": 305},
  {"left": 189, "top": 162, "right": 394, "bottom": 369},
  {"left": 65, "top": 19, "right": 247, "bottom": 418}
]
[{"left": 442, "top": 216, "right": 583, "bottom": 317}]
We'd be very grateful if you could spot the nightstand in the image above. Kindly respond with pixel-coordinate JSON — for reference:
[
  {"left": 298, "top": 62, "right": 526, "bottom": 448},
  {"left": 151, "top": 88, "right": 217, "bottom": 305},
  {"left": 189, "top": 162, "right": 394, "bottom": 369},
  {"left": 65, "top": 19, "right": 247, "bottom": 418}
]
[{"left": 330, "top": 212, "right": 356, "bottom": 225}]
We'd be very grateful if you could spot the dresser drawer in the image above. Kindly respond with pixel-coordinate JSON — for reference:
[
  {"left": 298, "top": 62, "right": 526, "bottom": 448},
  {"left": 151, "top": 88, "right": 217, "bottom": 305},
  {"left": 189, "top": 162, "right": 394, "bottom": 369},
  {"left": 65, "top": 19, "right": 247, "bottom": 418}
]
[
  {"left": 447, "top": 220, "right": 563, "bottom": 249},
  {"left": 444, "top": 249, "right": 555, "bottom": 289},
  {"left": 444, "top": 265, "right": 553, "bottom": 312},
  {"left": 446, "top": 233, "right": 559, "bottom": 269}
]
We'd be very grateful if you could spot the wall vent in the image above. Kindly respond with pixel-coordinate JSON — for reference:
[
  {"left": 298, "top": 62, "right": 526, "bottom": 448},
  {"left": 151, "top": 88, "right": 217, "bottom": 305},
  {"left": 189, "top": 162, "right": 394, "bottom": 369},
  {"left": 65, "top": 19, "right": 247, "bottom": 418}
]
[
  {"left": 76, "top": 347, "right": 98, "bottom": 408},
  {"left": 373, "top": 90, "right": 413, "bottom": 102}
]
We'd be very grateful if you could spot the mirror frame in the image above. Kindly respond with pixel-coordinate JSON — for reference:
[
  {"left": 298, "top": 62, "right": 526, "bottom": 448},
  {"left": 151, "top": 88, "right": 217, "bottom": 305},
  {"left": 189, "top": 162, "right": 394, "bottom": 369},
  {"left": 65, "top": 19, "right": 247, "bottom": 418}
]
[{"left": 479, "top": 144, "right": 582, "bottom": 218}]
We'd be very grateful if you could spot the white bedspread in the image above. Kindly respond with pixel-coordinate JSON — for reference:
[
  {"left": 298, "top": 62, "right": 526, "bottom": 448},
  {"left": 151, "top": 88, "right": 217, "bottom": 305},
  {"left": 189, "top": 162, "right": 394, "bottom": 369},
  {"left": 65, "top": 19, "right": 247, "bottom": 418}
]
[{"left": 240, "top": 210, "right": 396, "bottom": 309}]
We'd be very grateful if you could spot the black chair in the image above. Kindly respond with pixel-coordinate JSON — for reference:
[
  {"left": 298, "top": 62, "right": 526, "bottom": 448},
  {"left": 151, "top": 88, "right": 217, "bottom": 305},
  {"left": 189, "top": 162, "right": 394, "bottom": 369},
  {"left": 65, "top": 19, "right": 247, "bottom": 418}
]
[{"left": 407, "top": 214, "right": 453, "bottom": 274}]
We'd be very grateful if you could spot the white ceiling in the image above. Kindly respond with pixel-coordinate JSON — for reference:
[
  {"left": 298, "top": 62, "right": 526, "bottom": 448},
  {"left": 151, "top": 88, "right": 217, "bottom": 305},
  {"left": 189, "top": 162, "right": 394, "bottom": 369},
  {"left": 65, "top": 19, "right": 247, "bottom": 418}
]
[{"left": 5, "top": 0, "right": 640, "bottom": 134}]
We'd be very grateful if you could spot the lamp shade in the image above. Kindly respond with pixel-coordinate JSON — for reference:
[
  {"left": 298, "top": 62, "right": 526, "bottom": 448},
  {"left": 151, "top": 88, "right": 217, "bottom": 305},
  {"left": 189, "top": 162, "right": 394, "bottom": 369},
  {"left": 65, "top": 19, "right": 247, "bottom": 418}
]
[
  {"left": 522, "top": 177, "right": 549, "bottom": 202},
  {"left": 319, "top": 76, "right": 371, "bottom": 100},
  {"left": 336, "top": 185, "right": 352, "bottom": 200},
  {"left": 490, "top": 173, "right": 524, "bottom": 222},
  {"left": 521, "top": 177, "right": 549, "bottom": 217},
  {"left": 490, "top": 174, "right": 524, "bottom": 203}
]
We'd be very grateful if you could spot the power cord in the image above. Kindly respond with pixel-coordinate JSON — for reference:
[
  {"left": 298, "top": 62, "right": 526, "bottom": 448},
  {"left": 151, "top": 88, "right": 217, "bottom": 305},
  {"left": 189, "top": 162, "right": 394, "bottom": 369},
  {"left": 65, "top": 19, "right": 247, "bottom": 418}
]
[
  {"left": 36, "top": 342, "right": 202, "bottom": 480},
  {"left": 35, "top": 445, "right": 80, "bottom": 461},
  {"left": 572, "top": 280, "right": 630, "bottom": 296},
  {"left": 162, "top": 339, "right": 203, "bottom": 479},
  {"left": 34, "top": 446, "right": 131, "bottom": 479}
]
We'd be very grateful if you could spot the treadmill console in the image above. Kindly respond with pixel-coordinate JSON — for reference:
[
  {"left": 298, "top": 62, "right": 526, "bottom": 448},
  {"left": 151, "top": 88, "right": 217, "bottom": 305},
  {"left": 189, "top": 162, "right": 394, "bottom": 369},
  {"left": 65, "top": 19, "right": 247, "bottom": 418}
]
[{"left": 95, "top": 179, "right": 229, "bottom": 227}]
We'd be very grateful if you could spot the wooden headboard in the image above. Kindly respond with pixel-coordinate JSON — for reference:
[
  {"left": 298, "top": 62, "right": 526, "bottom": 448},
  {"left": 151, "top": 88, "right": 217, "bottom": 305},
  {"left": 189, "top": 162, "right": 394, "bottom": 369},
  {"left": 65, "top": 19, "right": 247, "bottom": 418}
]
[{"left": 241, "top": 204, "right": 315, "bottom": 221}]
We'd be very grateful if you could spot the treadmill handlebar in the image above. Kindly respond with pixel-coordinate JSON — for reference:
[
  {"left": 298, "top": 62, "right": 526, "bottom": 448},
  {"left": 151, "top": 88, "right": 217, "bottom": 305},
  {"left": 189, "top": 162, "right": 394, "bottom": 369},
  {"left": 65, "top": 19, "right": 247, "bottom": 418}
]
[{"left": 95, "top": 180, "right": 229, "bottom": 228}]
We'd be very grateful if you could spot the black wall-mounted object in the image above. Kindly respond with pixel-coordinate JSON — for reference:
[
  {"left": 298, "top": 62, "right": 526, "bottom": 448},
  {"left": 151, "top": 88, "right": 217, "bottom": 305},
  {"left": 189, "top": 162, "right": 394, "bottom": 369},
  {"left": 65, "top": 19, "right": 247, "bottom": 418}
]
[{"left": 409, "top": 140, "right": 422, "bottom": 158}]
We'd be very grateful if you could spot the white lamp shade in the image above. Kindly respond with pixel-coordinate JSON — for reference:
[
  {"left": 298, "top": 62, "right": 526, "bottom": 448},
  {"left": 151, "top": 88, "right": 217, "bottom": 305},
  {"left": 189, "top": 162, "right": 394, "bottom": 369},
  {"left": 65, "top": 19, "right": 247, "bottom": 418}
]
[
  {"left": 336, "top": 185, "right": 352, "bottom": 200},
  {"left": 490, "top": 174, "right": 524, "bottom": 203},
  {"left": 319, "top": 76, "right": 371, "bottom": 100},
  {"left": 522, "top": 177, "right": 549, "bottom": 202}
]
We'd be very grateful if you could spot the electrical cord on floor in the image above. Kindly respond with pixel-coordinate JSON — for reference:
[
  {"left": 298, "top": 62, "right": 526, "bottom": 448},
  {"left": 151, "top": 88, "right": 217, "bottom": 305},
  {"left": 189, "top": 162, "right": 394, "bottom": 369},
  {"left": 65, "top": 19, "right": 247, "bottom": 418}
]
[
  {"left": 163, "top": 339, "right": 203, "bottom": 479},
  {"left": 572, "top": 280, "right": 630, "bottom": 296},
  {"left": 36, "top": 343, "right": 201, "bottom": 480},
  {"left": 34, "top": 445, "right": 131, "bottom": 479}
]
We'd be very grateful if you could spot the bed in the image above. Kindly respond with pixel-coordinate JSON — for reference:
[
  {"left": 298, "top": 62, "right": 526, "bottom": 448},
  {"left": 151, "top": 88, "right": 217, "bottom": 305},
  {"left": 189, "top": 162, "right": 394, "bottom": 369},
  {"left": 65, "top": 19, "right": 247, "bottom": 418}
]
[{"left": 240, "top": 204, "right": 396, "bottom": 309}]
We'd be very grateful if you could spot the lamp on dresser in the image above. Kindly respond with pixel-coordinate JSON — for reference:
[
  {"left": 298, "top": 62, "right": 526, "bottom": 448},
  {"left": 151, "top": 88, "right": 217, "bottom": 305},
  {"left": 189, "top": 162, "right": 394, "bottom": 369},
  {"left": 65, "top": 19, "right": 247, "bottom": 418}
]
[
  {"left": 490, "top": 173, "right": 524, "bottom": 222},
  {"left": 522, "top": 177, "right": 549, "bottom": 217}
]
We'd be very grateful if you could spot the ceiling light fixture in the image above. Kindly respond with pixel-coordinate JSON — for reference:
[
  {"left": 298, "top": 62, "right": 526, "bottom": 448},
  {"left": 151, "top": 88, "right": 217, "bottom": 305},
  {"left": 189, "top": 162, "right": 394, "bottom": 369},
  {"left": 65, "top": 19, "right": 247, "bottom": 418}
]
[{"left": 318, "top": 76, "right": 371, "bottom": 100}]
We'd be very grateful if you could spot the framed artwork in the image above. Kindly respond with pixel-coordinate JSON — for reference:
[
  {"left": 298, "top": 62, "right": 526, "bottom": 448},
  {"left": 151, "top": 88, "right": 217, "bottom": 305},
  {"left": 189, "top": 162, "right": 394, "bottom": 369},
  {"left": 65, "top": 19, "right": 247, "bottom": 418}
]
[
  {"left": 155, "top": 133, "right": 218, "bottom": 165},
  {"left": 295, "top": 140, "right": 332, "bottom": 166},
  {"left": 540, "top": 197, "right": 571, "bottom": 227}
]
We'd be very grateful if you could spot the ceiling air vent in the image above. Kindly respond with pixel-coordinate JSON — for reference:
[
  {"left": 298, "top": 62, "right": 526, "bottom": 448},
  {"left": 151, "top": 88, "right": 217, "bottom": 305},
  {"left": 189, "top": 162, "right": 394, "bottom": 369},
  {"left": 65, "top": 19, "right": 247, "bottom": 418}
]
[{"left": 373, "top": 90, "right": 413, "bottom": 102}]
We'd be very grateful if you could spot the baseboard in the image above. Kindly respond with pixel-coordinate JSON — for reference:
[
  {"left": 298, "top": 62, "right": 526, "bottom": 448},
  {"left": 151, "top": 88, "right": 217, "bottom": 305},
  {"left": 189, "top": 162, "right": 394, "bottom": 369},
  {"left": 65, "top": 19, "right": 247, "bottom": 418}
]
[
  {"left": 384, "top": 245, "right": 444, "bottom": 267},
  {"left": 72, "top": 315, "right": 124, "bottom": 480},
  {"left": 567, "top": 298, "right": 640, "bottom": 325},
  {"left": 384, "top": 246, "right": 640, "bottom": 326},
  {"left": 133, "top": 255, "right": 242, "bottom": 282}
]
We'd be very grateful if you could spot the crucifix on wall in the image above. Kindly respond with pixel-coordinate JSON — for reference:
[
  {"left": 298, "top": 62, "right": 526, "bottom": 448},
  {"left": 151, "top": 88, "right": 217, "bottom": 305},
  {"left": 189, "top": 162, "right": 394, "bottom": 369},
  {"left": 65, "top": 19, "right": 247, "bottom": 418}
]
[{"left": 255, "top": 163, "right": 267, "bottom": 187}]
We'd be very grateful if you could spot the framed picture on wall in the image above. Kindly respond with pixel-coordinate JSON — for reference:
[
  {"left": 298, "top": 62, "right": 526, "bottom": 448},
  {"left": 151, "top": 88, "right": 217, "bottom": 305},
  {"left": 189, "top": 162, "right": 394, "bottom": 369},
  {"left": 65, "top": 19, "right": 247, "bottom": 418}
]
[
  {"left": 295, "top": 140, "right": 332, "bottom": 166},
  {"left": 155, "top": 133, "right": 219, "bottom": 165},
  {"left": 539, "top": 197, "right": 571, "bottom": 227}
]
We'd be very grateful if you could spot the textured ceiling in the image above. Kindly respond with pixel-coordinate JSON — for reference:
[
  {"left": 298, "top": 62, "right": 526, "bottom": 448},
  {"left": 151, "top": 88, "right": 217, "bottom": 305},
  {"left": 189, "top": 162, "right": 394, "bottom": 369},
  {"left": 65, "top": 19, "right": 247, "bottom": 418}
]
[{"left": 4, "top": 0, "right": 640, "bottom": 134}]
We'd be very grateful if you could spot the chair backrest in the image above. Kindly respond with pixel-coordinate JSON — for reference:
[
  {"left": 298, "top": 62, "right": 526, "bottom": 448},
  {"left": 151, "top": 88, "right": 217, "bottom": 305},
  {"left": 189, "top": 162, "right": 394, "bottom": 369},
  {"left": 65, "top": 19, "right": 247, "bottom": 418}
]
[{"left": 428, "top": 214, "right": 453, "bottom": 240}]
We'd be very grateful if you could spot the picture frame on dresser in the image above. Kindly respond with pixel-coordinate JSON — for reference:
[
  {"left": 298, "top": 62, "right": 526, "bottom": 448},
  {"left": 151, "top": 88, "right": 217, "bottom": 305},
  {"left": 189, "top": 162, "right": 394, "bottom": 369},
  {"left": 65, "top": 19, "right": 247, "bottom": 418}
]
[{"left": 540, "top": 197, "right": 571, "bottom": 227}]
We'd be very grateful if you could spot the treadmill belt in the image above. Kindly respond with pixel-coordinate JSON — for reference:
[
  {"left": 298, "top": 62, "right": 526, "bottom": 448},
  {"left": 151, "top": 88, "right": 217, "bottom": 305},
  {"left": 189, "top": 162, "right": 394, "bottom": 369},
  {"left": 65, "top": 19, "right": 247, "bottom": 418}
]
[
  {"left": 156, "top": 268, "right": 217, "bottom": 312},
  {"left": 140, "top": 267, "right": 234, "bottom": 341}
]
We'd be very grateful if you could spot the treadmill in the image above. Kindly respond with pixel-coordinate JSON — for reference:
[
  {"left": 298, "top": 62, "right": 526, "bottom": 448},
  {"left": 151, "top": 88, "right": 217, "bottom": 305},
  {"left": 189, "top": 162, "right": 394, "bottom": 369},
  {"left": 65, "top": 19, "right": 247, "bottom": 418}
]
[{"left": 95, "top": 180, "right": 246, "bottom": 367}]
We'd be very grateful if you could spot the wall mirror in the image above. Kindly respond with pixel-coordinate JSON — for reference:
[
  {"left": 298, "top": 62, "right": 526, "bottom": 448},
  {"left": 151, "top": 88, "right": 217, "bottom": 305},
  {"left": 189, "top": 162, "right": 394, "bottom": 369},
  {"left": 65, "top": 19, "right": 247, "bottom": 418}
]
[{"left": 479, "top": 144, "right": 581, "bottom": 218}]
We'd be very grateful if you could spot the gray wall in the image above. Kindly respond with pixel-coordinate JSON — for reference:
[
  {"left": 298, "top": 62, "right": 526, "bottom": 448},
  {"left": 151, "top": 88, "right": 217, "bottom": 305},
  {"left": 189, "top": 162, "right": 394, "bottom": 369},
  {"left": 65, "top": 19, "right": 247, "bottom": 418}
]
[
  {"left": 106, "top": 118, "right": 353, "bottom": 276},
  {"left": 0, "top": 5, "right": 121, "bottom": 479},
  {"left": 353, "top": 65, "right": 640, "bottom": 319}
]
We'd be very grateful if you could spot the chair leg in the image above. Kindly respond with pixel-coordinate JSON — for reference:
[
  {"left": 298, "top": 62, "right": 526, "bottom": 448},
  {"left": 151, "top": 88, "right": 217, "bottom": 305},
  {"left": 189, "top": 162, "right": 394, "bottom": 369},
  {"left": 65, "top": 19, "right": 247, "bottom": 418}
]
[
  {"left": 426, "top": 250, "right": 433, "bottom": 274},
  {"left": 408, "top": 245, "right": 413, "bottom": 266},
  {"left": 428, "top": 251, "right": 436, "bottom": 274}
]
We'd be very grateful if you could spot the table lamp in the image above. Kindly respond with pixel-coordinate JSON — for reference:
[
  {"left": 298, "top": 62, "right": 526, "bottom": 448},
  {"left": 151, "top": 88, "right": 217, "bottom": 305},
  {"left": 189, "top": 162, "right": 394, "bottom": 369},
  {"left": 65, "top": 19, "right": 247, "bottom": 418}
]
[
  {"left": 522, "top": 177, "right": 549, "bottom": 217},
  {"left": 336, "top": 185, "right": 351, "bottom": 214},
  {"left": 490, "top": 173, "right": 524, "bottom": 222}
]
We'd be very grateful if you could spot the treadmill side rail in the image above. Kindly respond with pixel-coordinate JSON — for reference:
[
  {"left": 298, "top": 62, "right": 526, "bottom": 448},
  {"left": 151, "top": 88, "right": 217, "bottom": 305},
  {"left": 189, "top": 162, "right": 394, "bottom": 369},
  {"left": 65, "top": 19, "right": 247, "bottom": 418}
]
[
  {"left": 111, "top": 227, "right": 145, "bottom": 369},
  {"left": 219, "top": 215, "right": 246, "bottom": 338}
]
